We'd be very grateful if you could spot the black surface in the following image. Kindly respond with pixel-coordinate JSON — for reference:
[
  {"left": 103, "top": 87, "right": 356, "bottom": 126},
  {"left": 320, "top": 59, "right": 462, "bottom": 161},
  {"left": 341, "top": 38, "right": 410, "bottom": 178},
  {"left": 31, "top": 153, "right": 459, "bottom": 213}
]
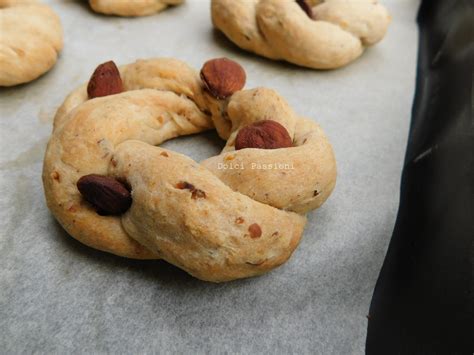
[{"left": 366, "top": 0, "right": 474, "bottom": 354}]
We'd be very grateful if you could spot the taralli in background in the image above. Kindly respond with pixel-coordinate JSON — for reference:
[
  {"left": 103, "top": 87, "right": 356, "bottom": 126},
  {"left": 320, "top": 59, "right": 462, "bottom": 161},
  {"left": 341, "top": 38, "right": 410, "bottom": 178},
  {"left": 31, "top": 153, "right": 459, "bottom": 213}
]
[
  {"left": 89, "top": 0, "right": 183, "bottom": 17},
  {"left": 211, "top": 0, "right": 391, "bottom": 69},
  {"left": 0, "top": 0, "right": 63, "bottom": 86},
  {"left": 43, "top": 57, "right": 336, "bottom": 282}
]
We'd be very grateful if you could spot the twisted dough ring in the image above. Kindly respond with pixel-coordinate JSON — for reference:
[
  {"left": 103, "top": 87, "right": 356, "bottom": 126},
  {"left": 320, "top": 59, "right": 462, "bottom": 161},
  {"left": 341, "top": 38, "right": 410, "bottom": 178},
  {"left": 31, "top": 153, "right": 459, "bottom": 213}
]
[
  {"left": 89, "top": 0, "right": 183, "bottom": 17},
  {"left": 0, "top": 0, "right": 63, "bottom": 86},
  {"left": 211, "top": 0, "right": 391, "bottom": 69},
  {"left": 43, "top": 58, "right": 336, "bottom": 282}
]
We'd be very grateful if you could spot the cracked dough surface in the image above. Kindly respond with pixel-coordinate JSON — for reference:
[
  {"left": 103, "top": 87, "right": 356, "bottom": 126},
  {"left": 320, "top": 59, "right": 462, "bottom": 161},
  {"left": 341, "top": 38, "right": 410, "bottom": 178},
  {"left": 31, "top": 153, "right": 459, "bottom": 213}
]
[
  {"left": 89, "top": 0, "right": 184, "bottom": 17},
  {"left": 43, "top": 58, "right": 336, "bottom": 282},
  {"left": 211, "top": 0, "right": 391, "bottom": 69},
  {"left": 0, "top": 0, "right": 63, "bottom": 86}
]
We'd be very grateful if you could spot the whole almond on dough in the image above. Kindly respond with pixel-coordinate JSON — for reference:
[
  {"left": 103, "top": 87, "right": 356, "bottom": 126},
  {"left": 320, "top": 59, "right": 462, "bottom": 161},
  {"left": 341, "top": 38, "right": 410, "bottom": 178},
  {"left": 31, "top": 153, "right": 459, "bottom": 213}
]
[
  {"left": 87, "top": 61, "right": 124, "bottom": 99},
  {"left": 200, "top": 58, "right": 246, "bottom": 99},
  {"left": 235, "top": 120, "right": 293, "bottom": 150},
  {"left": 77, "top": 174, "right": 131, "bottom": 215}
]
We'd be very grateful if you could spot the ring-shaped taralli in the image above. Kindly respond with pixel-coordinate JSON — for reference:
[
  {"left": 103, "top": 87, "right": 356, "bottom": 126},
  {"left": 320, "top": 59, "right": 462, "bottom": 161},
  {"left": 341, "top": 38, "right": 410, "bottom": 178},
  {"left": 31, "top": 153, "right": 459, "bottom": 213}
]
[
  {"left": 43, "top": 58, "right": 336, "bottom": 282},
  {"left": 88, "top": 0, "right": 183, "bottom": 17},
  {"left": 211, "top": 0, "right": 391, "bottom": 69},
  {"left": 0, "top": 0, "right": 63, "bottom": 86}
]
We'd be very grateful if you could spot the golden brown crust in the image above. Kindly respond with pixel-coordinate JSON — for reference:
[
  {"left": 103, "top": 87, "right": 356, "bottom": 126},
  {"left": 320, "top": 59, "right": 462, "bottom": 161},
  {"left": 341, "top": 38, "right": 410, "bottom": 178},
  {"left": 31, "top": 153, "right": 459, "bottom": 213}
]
[
  {"left": 43, "top": 58, "right": 336, "bottom": 281},
  {"left": 211, "top": 0, "right": 391, "bottom": 69},
  {"left": 89, "top": 0, "right": 183, "bottom": 17},
  {"left": 0, "top": 0, "right": 63, "bottom": 86}
]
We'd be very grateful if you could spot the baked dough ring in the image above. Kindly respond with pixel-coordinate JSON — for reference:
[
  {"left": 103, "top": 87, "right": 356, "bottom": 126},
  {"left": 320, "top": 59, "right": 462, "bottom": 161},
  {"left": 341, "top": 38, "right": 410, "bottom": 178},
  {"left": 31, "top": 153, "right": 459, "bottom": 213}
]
[
  {"left": 0, "top": 0, "right": 63, "bottom": 86},
  {"left": 43, "top": 58, "right": 336, "bottom": 282},
  {"left": 211, "top": 0, "right": 391, "bottom": 69},
  {"left": 89, "top": 0, "right": 183, "bottom": 17}
]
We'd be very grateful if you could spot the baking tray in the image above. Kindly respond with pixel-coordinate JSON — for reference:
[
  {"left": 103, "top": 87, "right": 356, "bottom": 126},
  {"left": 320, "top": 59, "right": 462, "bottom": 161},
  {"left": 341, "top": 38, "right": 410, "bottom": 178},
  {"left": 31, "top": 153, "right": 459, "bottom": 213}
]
[{"left": 0, "top": 1, "right": 419, "bottom": 352}]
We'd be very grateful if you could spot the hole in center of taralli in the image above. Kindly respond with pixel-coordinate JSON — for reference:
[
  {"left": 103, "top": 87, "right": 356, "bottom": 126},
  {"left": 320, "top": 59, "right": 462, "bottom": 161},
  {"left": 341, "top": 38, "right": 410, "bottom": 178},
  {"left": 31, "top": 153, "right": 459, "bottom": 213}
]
[{"left": 159, "top": 130, "right": 225, "bottom": 162}]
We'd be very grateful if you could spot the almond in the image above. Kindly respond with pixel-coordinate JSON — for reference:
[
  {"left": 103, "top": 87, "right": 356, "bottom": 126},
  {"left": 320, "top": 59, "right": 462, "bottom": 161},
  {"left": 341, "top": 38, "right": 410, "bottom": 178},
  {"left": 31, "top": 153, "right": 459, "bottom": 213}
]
[
  {"left": 175, "top": 181, "right": 206, "bottom": 199},
  {"left": 248, "top": 223, "right": 262, "bottom": 239},
  {"left": 77, "top": 174, "right": 131, "bottom": 215},
  {"left": 200, "top": 58, "right": 246, "bottom": 99},
  {"left": 235, "top": 120, "right": 293, "bottom": 150},
  {"left": 87, "top": 61, "right": 124, "bottom": 99}
]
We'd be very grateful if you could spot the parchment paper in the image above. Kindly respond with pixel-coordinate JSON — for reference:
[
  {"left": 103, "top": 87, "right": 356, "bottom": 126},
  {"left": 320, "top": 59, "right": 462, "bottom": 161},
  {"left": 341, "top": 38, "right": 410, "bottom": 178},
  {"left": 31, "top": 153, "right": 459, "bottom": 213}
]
[{"left": 0, "top": 1, "right": 419, "bottom": 353}]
